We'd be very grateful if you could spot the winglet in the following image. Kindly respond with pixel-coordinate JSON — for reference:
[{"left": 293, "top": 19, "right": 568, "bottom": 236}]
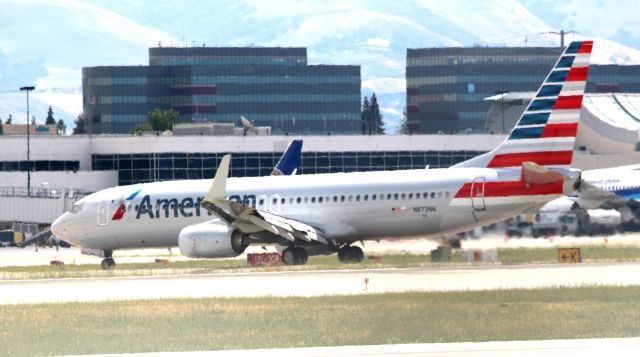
[{"left": 205, "top": 154, "right": 230, "bottom": 202}]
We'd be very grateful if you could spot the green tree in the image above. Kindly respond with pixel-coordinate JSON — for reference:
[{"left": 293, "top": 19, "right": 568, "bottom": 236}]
[
  {"left": 399, "top": 107, "right": 411, "bottom": 135},
  {"left": 5, "top": 114, "right": 12, "bottom": 124},
  {"left": 361, "top": 96, "right": 370, "bottom": 134},
  {"left": 72, "top": 113, "right": 86, "bottom": 135},
  {"left": 57, "top": 119, "right": 66, "bottom": 135},
  {"left": 369, "top": 93, "right": 385, "bottom": 134},
  {"left": 132, "top": 108, "right": 179, "bottom": 132},
  {"left": 45, "top": 106, "right": 56, "bottom": 125}
]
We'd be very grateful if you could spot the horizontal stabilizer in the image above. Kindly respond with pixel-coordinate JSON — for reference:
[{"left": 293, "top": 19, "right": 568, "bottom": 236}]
[{"left": 521, "top": 162, "right": 563, "bottom": 184}]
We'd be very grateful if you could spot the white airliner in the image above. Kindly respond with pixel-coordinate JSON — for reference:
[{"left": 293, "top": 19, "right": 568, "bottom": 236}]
[
  {"left": 51, "top": 41, "right": 593, "bottom": 268},
  {"left": 575, "top": 165, "right": 640, "bottom": 209},
  {"left": 539, "top": 164, "right": 640, "bottom": 222}
]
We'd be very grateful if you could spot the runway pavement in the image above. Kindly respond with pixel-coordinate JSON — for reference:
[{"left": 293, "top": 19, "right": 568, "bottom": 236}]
[
  {"left": 65, "top": 338, "right": 640, "bottom": 357},
  {"left": 2, "top": 262, "right": 640, "bottom": 305},
  {"left": 2, "top": 232, "right": 639, "bottom": 267}
]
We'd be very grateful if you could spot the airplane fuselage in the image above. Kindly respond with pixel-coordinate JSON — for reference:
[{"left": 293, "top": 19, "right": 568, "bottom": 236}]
[{"left": 55, "top": 167, "right": 569, "bottom": 251}]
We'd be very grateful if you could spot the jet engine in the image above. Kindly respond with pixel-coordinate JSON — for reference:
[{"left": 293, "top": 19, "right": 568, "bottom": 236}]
[{"left": 178, "top": 220, "right": 247, "bottom": 258}]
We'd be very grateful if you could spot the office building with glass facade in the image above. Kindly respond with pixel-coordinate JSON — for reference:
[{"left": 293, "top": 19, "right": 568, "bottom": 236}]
[
  {"left": 406, "top": 46, "right": 640, "bottom": 134},
  {"left": 83, "top": 47, "right": 361, "bottom": 134}
]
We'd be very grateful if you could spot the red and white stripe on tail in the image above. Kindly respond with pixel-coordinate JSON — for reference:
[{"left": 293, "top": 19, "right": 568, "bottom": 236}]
[{"left": 455, "top": 41, "right": 593, "bottom": 169}]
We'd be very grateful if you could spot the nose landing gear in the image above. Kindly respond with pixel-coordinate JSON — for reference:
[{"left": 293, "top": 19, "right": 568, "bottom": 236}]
[{"left": 100, "top": 250, "right": 116, "bottom": 270}]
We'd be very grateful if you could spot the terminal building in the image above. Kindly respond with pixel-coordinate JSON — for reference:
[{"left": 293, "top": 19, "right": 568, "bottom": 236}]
[
  {"left": 83, "top": 47, "right": 361, "bottom": 135},
  {"left": 406, "top": 46, "right": 640, "bottom": 134},
  {"left": 2, "top": 130, "right": 640, "bottom": 226}
]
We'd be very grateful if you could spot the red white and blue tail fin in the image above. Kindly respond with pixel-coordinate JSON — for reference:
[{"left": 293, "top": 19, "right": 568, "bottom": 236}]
[{"left": 455, "top": 40, "right": 593, "bottom": 169}]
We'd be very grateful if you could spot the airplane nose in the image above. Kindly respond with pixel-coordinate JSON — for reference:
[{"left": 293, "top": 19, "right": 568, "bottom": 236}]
[{"left": 50, "top": 214, "right": 67, "bottom": 239}]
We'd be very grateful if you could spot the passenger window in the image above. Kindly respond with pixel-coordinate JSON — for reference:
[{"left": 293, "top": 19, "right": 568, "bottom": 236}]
[
  {"left": 401, "top": 193, "right": 406, "bottom": 200},
  {"left": 319, "top": 197, "right": 323, "bottom": 203},
  {"left": 333, "top": 196, "right": 338, "bottom": 202},
  {"left": 408, "top": 193, "right": 413, "bottom": 199},
  {"left": 289, "top": 198, "right": 294, "bottom": 204},
  {"left": 272, "top": 198, "right": 277, "bottom": 205},
  {"left": 445, "top": 191, "right": 450, "bottom": 198},
  {"left": 372, "top": 194, "right": 377, "bottom": 201},
  {"left": 431, "top": 192, "right": 435, "bottom": 199},
  {"left": 259, "top": 199, "right": 265, "bottom": 205},
  {"left": 348, "top": 195, "right": 353, "bottom": 202},
  {"left": 325, "top": 196, "right": 330, "bottom": 203},
  {"left": 380, "top": 194, "right": 384, "bottom": 201},
  {"left": 356, "top": 195, "right": 360, "bottom": 202},
  {"left": 438, "top": 192, "right": 442, "bottom": 199},
  {"left": 394, "top": 193, "right": 399, "bottom": 200},
  {"left": 341, "top": 196, "right": 345, "bottom": 202},
  {"left": 281, "top": 198, "right": 285, "bottom": 204},
  {"left": 423, "top": 192, "right": 428, "bottom": 199},
  {"left": 296, "top": 197, "right": 301, "bottom": 204},
  {"left": 387, "top": 193, "right": 392, "bottom": 200},
  {"left": 311, "top": 197, "right": 316, "bottom": 203},
  {"left": 364, "top": 195, "right": 369, "bottom": 201},
  {"left": 304, "top": 197, "right": 309, "bottom": 203}
]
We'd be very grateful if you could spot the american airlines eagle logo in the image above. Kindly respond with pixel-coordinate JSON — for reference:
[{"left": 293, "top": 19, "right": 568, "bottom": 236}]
[{"left": 111, "top": 189, "right": 142, "bottom": 221}]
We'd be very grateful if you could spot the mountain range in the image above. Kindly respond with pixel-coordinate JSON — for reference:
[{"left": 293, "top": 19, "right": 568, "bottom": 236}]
[{"left": 1, "top": 0, "right": 638, "bottom": 132}]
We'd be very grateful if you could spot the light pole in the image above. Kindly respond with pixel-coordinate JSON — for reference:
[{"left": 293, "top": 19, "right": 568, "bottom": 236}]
[{"left": 20, "top": 86, "right": 35, "bottom": 197}]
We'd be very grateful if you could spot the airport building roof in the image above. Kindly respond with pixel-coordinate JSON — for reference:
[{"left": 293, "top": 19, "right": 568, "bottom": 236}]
[{"left": 485, "top": 93, "right": 640, "bottom": 150}]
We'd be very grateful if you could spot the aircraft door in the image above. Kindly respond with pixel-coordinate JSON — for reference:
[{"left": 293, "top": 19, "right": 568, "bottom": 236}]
[
  {"left": 97, "top": 201, "right": 110, "bottom": 226},
  {"left": 269, "top": 194, "right": 281, "bottom": 212},
  {"left": 470, "top": 177, "right": 486, "bottom": 211}
]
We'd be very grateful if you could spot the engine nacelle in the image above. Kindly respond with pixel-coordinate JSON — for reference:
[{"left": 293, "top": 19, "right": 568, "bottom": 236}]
[{"left": 178, "top": 221, "right": 246, "bottom": 258}]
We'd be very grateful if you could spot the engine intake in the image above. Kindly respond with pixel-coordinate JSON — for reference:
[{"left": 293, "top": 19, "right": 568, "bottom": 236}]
[{"left": 178, "top": 221, "right": 246, "bottom": 258}]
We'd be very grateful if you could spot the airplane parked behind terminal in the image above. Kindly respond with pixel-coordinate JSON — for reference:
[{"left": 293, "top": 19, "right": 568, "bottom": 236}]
[{"left": 51, "top": 41, "right": 593, "bottom": 268}]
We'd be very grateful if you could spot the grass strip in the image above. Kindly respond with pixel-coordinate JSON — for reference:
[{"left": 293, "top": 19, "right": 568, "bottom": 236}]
[
  {"left": 2, "top": 246, "right": 640, "bottom": 280},
  {"left": 1, "top": 286, "right": 639, "bottom": 356}
]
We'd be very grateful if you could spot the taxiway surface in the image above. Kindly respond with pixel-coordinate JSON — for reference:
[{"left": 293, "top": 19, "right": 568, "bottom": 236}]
[{"left": 2, "top": 262, "right": 640, "bottom": 305}]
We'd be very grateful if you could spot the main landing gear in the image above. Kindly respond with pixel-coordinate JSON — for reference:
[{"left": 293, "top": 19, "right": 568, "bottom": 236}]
[
  {"left": 100, "top": 250, "right": 116, "bottom": 270},
  {"left": 337, "top": 245, "right": 364, "bottom": 263},
  {"left": 282, "top": 246, "right": 308, "bottom": 265}
]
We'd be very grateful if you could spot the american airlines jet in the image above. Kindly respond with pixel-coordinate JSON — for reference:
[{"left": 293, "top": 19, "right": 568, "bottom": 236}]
[{"left": 51, "top": 41, "right": 593, "bottom": 268}]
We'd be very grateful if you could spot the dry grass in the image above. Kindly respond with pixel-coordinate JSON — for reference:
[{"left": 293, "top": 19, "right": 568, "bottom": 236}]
[
  {"left": 2, "top": 245, "right": 640, "bottom": 280},
  {"left": 1, "top": 286, "right": 640, "bottom": 356}
]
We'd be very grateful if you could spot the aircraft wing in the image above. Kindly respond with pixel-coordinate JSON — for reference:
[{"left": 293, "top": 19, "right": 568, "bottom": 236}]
[{"left": 201, "top": 155, "right": 331, "bottom": 245}]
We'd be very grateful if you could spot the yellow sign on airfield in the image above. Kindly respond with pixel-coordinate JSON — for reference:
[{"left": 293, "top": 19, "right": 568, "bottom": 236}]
[{"left": 558, "top": 248, "right": 581, "bottom": 263}]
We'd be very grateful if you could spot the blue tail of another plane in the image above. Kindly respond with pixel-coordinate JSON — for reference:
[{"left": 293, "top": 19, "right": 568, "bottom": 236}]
[{"left": 271, "top": 140, "right": 303, "bottom": 176}]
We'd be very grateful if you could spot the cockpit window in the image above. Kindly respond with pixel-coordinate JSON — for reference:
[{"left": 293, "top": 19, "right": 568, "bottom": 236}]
[{"left": 70, "top": 203, "right": 84, "bottom": 214}]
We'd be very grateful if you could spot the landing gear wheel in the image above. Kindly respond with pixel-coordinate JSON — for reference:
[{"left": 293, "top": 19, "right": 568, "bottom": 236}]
[
  {"left": 338, "top": 246, "right": 364, "bottom": 264},
  {"left": 294, "top": 247, "right": 308, "bottom": 264},
  {"left": 282, "top": 247, "right": 308, "bottom": 265},
  {"left": 100, "top": 257, "right": 116, "bottom": 270},
  {"left": 282, "top": 248, "right": 296, "bottom": 265}
]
